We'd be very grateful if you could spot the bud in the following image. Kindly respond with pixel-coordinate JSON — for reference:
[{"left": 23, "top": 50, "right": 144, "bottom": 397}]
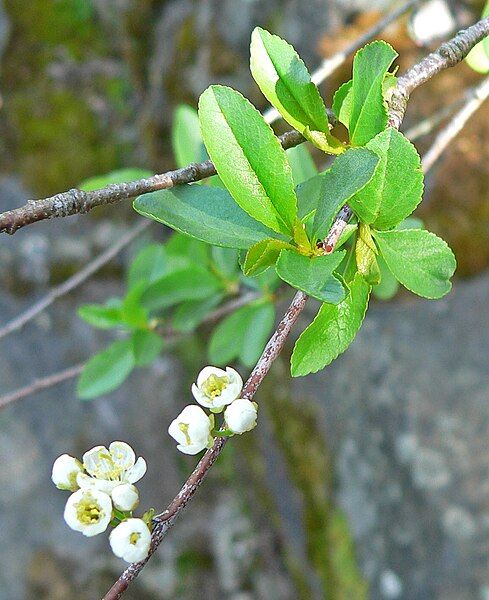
[
  {"left": 224, "top": 399, "right": 258, "bottom": 434},
  {"left": 112, "top": 483, "right": 139, "bottom": 512},
  {"left": 51, "top": 454, "right": 84, "bottom": 491}
]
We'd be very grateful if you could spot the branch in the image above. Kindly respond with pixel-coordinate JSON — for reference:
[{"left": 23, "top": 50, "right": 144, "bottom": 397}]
[
  {"left": 388, "top": 16, "right": 489, "bottom": 129},
  {"left": 0, "top": 363, "right": 84, "bottom": 410},
  {"left": 0, "top": 220, "right": 150, "bottom": 341},
  {"left": 103, "top": 22, "right": 489, "bottom": 598},
  {"left": 0, "top": 0, "right": 419, "bottom": 236},
  {"left": 0, "top": 130, "right": 303, "bottom": 235},
  {"left": 421, "top": 75, "right": 489, "bottom": 173}
]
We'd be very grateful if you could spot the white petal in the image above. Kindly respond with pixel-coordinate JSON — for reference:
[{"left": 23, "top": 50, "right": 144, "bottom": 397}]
[
  {"left": 109, "top": 441, "right": 136, "bottom": 471},
  {"left": 125, "top": 457, "right": 147, "bottom": 484},
  {"left": 82, "top": 445, "right": 113, "bottom": 479},
  {"left": 225, "top": 366, "right": 243, "bottom": 390},
  {"left": 176, "top": 442, "right": 208, "bottom": 455},
  {"left": 110, "top": 518, "right": 151, "bottom": 563},
  {"left": 196, "top": 366, "right": 227, "bottom": 388},
  {"left": 63, "top": 489, "right": 112, "bottom": 537},
  {"left": 112, "top": 484, "right": 139, "bottom": 511},
  {"left": 51, "top": 454, "right": 83, "bottom": 491},
  {"left": 76, "top": 472, "right": 119, "bottom": 494},
  {"left": 191, "top": 384, "right": 213, "bottom": 408}
]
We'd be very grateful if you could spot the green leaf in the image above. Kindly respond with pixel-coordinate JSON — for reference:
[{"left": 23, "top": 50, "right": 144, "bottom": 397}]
[
  {"left": 172, "top": 105, "right": 206, "bottom": 168},
  {"left": 243, "top": 238, "right": 295, "bottom": 277},
  {"left": 121, "top": 284, "right": 150, "bottom": 329},
  {"left": 465, "top": 1, "right": 489, "bottom": 73},
  {"left": 77, "top": 339, "right": 135, "bottom": 399},
  {"left": 349, "top": 128, "right": 423, "bottom": 227},
  {"left": 303, "top": 127, "right": 345, "bottom": 155},
  {"left": 332, "top": 80, "right": 352, "bottom": 128},
  {"left": 198, "top": 85, "right": 297, "bottom": 235},
  {"left": 312, "top": 148, "right": 379, "bottom": 239},
  {"left": 355, "top": 223, "right": 380, "bottom": 285},
  {"left": 132, "top": 330, "right": 164, "bottom": 366},
  {"left": 349, "top": 41, "right": 397, "bottom": 146},
  {"left": 372, "top": 255, "right": 399, "bottom": 300},
  {"left": 141, "top": 267, "right": 222, "bottom": 312},
  {"left": 240, "top": 302, "right": 275, "bottom": 367},
  {"left": 134, "top": 185, "right": 282, "bottom": 250},
  {"left": 287, "top": 144, "right": 318, "bottom": 186},
  {"left": 211, "top": 247, "right": 239, "bottom": 279},
  {"left": 291, "top": 273, "right": 370, "bottom": 376},
  {"left": 208, "top": 301, "right": 274, "bottom": 367},
  {"left": 275, "top": 249, "right": 346, "bottom": 303},
  {"left": 78, "top": 304, "right": 125, "bottom": 329},
  {"left": 79, "top": 168, "right": 153, "bottom": 192},
  {"left": 250, "top": 27, "right": 330, "bottom": 133},
  {"left": 172, "top": 294, "right": 224, "bottom": 333},
  {"left": 165, "top": 232, "right": 210, "bottom": 267},
  {"left": 127, "top": 244, "right": 167, "bottom": 289},
  {"left": 373, "top": 229, "right": 456, "bottom": 299}
]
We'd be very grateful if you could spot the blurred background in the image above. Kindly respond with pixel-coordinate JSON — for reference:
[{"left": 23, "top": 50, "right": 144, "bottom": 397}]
[{"left": 0, "top": 0, "right": 488, "bottom": 598}]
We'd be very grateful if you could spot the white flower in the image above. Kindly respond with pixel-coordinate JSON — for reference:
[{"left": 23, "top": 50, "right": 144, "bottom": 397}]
[
  {"left": 191, "top": 366, "right": 243, "bottom": 410},
  {"left": 51, "top": 454, "right": 84, "bottom": 491},
  {"left": 224, "top": 399, "right": 258, "bottom": 434},
  {"left": 110, "top": 518, "right": 151, "bottom": 563},
  {"left": 168, "top": 405, "right": 213, "bottom": 455},
  {"left": 63, "top": 488, "right": 112, "bottom": 537},
  {"left": 77, "top": 441, "right": 147, "bottom": 492},
  {"left": 112, "top": 483, "right": 139, "bottom": 512}
]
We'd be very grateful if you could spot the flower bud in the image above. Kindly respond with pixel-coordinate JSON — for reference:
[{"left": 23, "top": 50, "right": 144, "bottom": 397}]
[
  {"left": 109, "top": 518, "right": 151, "bottom": 563},
  {"left": 52, "top": 454, "right": 84, "bottom": 491},
  {"left": 168, "top": 405, "right": 213, "bottom": 455},
  {"left": 191, "top": 366, "right": 243, "bottom": 410},
  {"left": 224, "top": 399, "right": 257, "bottom": 434},
  {"left": 112, "top": 483, "right": 139, "bottom": 512}
]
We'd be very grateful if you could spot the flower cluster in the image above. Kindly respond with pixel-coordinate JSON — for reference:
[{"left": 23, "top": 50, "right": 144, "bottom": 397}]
[
  {"left": 168, "top": 366, "right": 257, "bottom": 454},
  {"left": 52, "top": 441, "right": 152, "bottom": 563}
]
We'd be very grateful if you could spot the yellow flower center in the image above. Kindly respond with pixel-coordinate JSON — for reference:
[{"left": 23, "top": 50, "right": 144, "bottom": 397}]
[
  {"left": 75, "top": 494, "right": 104, "bottom": 525},
  {"left": 201, "top": 374, "right": 229, "bottom": 399},
  {"left": 178, "top": 423, "right": 191, "bottom": 446},
  {"left": 129, "top": 532, "right": 141, "bottom": 545}
]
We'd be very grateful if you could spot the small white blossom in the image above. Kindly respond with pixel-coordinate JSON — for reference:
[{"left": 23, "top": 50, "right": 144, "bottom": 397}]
[
  {"left": 110, "top": 518, "right": 151, "bottom": 563},
  {"left": 224, "top": 399, "right": 258, "bottom": 434},
  {"left": 51, "top": 454, "right": 84, "bottom": 491},
  {"left": 63, "top": 488, "right": 112, "bottom": 537},
  {"left": 77, "top": 441, "right": 147, "bottom": 492},
  {"left": 168, "top": 405, "right": 213, "bottom": 455},
  {"left": 112, "top": 483, "right": 139, "bottom": 512},
  {"left": 191, "top": 366, "right": 243, "bottom": 410}
]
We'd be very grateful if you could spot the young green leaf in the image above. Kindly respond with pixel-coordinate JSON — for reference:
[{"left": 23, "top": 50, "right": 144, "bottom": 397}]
[
  {"left": 311, "top": 148, "right": 379, "bottom": 239},
  {"left": 372, "top": 255, "right": 399, "bottom": 300},
  {"left": 349, "top": 128, "right": 424, "bottom": 227},
  {"left": 250, "top": 27, "right": 330, "bottom": 133},
  {"left": 78, "top": 304, "right": 125, "bottom": 329},
  {"left": 198, "top": 85, "right": 297, "bottom": 235},
  {"left": 127, "top": 244, "right": 167, "bottom": 290},
  {"left": 208, "top": 301, "right": 275, "bottom": 367},
  {"left": 373, "top": 229, "right": 456, "bottom": 299},
  {"left": 77, "top": 339, "right": 135, "bottom": 400},
  {"left": 349, "top": 41, "right": 397, "bottom": 146},
  {"left": 132, "top": 330, "right": 164, "bottom": 366},
  {"left": 134, "top": 185, "right": 282, "bottom": 250},
  {"left": 275, "top": 249, "right": 346, "bottom": 304},
  {"left": 287, "top": 144, "right": 318, "bottom": 186},
  {"left": 332, "top": 80, "right": 353, "bottom": 129},
  {"left": 355, "top": 223, "right": 380, "bottom": 285},
  {"left": 79, "top": 168, "right": 153, "bottom": 192},
  {"left": 141, "top": 266, "right": 222, "bottom": 312},
  {"left": 172, "top": 105, "right": 206, "bottom": 168},
  {"left": 120, "top": 284, "right": 150, "bottom": 329},
  {"left": 243, "top": 239, "right": 295, "bottom": 276},
  {"left": 172, "top": 294, "right": 224, "bottom": 333},
  {"left": 240, "top": 302, "right": 275, "bottom": 367},
  {"left": 291, "top": 273, "right": 370, "bottom": 376}
]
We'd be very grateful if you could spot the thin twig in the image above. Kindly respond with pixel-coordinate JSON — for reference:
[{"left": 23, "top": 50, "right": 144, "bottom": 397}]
[
  {"left": 0, "top": 364, "right": 85, "bottom": 410},
  {"left": 103, "top": 22, "right": 489, "bottom": 598},
  {"left": 0, "top": 130, "right": 303, "bottom": 235},
  {"left": 0, "top": 220, "right": 150, "bottom": 341},
  {"left": 421, "top": 75, "right": 489, "bottom": 173}
]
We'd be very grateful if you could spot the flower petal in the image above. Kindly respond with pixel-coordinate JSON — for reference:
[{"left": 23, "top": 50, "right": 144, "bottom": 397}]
[
  {"left": 82, "top": 445, "right": 113, "bottom": 479},
  {"left": 125, "top": 457, "right": 147, "bottom": 484},
  {"left": 196, "top": 366, "right": 227, "bottom": 388},
  {"left": 191, "top": 384, "right": 212, "bottom": 408},
  {"left": 109, "top": 441, "right": 136, "bottom": 471}
]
